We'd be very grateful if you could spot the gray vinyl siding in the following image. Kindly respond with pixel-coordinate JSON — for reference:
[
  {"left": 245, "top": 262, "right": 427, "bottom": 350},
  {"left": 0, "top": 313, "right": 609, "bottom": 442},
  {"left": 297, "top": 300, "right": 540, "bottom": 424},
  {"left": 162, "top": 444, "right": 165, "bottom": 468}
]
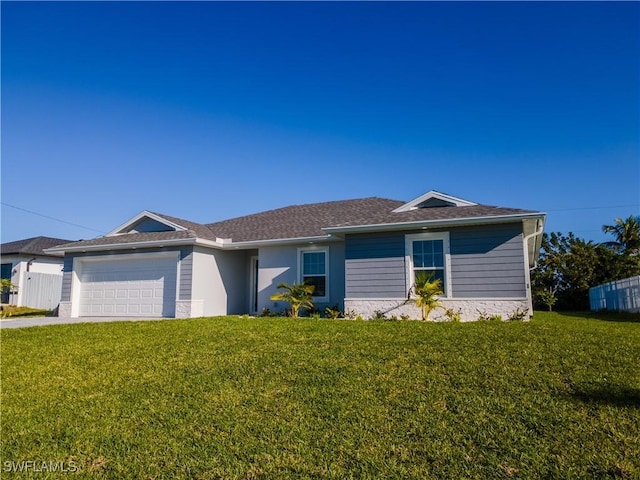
[
  {"left": 345, "top": 223, "right": 526, "bottom": 299},
  {"left": 60, "top": 256, "right": 74, "bottom": 302},
  {"left": 178, "top": 248, "right": 193, "bottom": 300},
  {"left": 129, "top": 218, "right": 174, "bottom": 233},
  {"left": 345, "top": 233, "right": 406, "bottom": 298},
  {"left": 450, "top": 224, "right": 526, "bottom": 298}
]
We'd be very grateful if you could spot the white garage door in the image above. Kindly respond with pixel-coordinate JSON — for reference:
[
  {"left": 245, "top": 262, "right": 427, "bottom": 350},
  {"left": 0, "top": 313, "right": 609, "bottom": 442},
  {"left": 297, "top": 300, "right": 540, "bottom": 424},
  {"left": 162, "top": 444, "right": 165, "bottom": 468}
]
[{"left": 78, "top": 256, "right": 177, "bottom": 317}]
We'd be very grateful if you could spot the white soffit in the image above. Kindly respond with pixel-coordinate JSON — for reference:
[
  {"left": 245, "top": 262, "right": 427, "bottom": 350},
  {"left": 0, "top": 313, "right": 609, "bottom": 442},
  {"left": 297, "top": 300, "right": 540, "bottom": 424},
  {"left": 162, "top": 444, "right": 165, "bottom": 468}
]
[{"left": 392, "top": 190, "right": 478, "bottom": 213}]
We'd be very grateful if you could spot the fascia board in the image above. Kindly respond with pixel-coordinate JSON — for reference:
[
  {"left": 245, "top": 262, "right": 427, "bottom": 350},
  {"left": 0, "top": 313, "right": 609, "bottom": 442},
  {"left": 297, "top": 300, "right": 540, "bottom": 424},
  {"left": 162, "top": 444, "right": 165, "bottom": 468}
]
[
  {"left": 216, "top": 235, "right": 340, "bottom": 249},
  {"left": 106, "top": 211, "right": 188, "bottom": 236},
  {"left": 45, "top": 234, "right": 342, "bottom": 254},
  {"left": 323, "top": 213, "right": 547, "bottom": 235},
  {"left": 45, "top": 237, "right": 208, "bottom": 254}
]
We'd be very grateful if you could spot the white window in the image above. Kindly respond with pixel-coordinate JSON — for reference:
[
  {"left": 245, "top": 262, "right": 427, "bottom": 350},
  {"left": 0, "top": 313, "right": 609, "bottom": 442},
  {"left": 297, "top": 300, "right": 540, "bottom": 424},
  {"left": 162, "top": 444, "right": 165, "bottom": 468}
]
[
  {"left": 405, "top": 232, "right": 451, "bottom": 297},
  {"left": 298, "top": 247, "right": 329, "bottom": 301}
]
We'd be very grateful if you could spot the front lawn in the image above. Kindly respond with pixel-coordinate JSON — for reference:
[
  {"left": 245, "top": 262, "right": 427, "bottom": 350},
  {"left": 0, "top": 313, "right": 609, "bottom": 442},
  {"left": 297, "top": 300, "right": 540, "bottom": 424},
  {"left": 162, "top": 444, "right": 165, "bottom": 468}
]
[{"left": 1, "top": 312, "right": 639, "bottom": 479}]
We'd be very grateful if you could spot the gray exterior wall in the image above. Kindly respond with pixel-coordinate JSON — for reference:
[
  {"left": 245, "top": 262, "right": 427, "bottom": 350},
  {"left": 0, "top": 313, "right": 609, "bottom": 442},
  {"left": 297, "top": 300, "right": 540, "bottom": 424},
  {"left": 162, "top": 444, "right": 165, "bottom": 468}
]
[
  {"left": 345, "top": 232, "right": 406, "bottom": 299},
  {"left": 129, "top": 218, "right": 174, "bottom": 233},
  {"left": 450, "top": 224, "right": 526, "bottom": 297},
  {"left": 224, "top": 250, "right": 253, "bottom": 314},
  {"left": 60, "top": 246, "right": 194, "bottom": 303},
  {"left": 178, "top": 248, "right": 193, "bottom": 300},
  {"left": 258, "top": 242, "right": 345, "bottom": 313},
  {"left": 345, "top": 222, "right": 526, "bottom": 299},
  {"left": 61, "top": 256, "right": 74, "bottom": 302}
]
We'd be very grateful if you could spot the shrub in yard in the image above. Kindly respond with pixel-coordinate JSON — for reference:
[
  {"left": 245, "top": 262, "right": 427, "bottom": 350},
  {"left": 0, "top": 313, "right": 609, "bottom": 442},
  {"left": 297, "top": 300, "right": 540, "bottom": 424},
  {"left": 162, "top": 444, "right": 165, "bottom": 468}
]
[
  {"left": 476, "top": 310, "right": 502, "bottom": 322},
  {"left": 409, "top": 272, "right": 443, "bottom": 321},
  {"left": 269, "top": 282, "right": 315, "bottom": 317},
  {"left": 370, "top": 310, "right": 387, "bottom": 321},
  {"left": 507, "top": 307, "right": 529, "bottom": 321},
  {"left": 444, "top": 308, "right": 462, "bottom": 322},
  {"left": 325, "top": 305, "right": 343, "bottom": 319}
]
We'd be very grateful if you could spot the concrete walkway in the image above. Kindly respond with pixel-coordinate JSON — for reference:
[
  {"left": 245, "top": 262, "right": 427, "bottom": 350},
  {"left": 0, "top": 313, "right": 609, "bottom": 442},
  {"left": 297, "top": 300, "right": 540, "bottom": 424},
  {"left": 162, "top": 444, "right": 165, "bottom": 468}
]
[{"left": 0, "top": 316, "right": 170, "bottom": 329}]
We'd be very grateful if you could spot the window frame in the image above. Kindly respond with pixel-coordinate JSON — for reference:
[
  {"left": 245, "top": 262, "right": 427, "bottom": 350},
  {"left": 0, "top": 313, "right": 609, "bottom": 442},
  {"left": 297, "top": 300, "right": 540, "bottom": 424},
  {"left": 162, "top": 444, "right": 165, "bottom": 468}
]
[
  {"left": 405, "top": 232, "right": 452, "bottom": 298},
  {"left": 297, "top": 247, "right": 330, "bottom": 302}
]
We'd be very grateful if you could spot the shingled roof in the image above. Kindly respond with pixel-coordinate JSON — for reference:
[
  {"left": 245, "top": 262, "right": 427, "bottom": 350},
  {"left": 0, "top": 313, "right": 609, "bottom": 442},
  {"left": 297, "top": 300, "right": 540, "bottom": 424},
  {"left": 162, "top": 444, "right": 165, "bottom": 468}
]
[
  {"left": 206, "top": 197, "right": 405, "bottom": 242},
  {"left": 47, "top": 193, "right": 544, "bottom": 251},
  {"left": 205, "top": 197, "right": 540, "bottom": 241},
  {"left": 1, "top": 236, "right": 74, "bottom": 257}
]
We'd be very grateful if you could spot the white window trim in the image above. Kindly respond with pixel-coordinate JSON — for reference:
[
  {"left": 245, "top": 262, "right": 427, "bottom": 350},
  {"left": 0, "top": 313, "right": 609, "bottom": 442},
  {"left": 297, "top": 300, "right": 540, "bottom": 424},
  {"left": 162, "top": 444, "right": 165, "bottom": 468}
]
[
  {"left": 297, "top": 246, "right": 330, "bottom": 302},
  {"left": 405, "top": 232, "right": 452, "bottom": 299}
]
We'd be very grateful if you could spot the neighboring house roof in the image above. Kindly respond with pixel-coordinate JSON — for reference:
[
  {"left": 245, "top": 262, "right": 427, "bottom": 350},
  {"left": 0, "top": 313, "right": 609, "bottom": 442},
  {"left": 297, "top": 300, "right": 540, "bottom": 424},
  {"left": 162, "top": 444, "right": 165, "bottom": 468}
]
[
  {"left": 0, "top": 236, "right": 74, "bottom": 258},
  {"left": 47, "top": 191, "right": 546, "bottom": 253}
]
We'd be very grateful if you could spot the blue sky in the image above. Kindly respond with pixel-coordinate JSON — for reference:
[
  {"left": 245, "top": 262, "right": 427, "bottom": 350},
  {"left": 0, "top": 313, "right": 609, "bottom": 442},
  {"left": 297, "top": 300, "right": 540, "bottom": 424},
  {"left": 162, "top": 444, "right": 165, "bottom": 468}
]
[{"left": 2, "top": 1, "right": 639, "bottom": 244}]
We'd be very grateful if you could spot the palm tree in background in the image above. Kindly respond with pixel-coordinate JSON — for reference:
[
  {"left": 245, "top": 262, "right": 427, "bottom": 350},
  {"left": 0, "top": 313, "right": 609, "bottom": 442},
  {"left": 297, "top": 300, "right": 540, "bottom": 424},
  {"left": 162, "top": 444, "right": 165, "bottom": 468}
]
[{"left": 602, "top": 215, "right": 640, "bottom": 255}]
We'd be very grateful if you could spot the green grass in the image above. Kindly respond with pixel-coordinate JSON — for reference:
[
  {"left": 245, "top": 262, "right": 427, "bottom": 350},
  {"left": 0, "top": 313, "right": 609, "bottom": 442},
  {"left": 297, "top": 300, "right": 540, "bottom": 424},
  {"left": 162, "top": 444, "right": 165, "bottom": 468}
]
[{"left": 1, "top": 312, "right": 639, "bottom": 479}]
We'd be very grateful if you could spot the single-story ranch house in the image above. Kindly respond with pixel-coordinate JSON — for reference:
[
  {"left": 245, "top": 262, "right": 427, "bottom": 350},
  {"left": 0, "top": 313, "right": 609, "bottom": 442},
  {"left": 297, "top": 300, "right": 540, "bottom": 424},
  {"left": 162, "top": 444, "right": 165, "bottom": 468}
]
[{"left": 47, "top": 190, "right": 545, "bottom": 321}]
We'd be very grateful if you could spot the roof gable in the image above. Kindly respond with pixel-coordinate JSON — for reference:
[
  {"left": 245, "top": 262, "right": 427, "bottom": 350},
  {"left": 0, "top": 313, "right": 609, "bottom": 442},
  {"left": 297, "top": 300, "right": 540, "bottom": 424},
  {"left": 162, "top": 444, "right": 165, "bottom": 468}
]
[
  {"left": 108, "top": 211, "right": 188, "bottom": 236},
  {"left": 392, "top": 190, "right": 478, "bottom": 212}
]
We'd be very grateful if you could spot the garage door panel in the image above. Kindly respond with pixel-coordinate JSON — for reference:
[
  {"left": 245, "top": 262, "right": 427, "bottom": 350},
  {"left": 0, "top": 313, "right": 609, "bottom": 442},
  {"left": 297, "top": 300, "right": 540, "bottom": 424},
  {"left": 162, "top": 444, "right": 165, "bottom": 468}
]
[{"left": 79, "top": 256, "right": 177, "bottom": 317}]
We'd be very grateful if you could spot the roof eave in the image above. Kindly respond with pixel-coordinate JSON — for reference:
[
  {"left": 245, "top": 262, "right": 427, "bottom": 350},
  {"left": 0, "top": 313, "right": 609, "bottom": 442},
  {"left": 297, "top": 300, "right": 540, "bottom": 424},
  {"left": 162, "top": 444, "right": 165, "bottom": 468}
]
[
  {"left": 43, "top": 234, "right": 343, "bottom": 254},
  {"left": 44, "top": 237, "right": 208, "bottom": 254},
  {"left": 218, "top": 235, "right": 340, "bottom": 249},
  {"left": 323, "top": 212, "right": 547, "bottom": 235}
]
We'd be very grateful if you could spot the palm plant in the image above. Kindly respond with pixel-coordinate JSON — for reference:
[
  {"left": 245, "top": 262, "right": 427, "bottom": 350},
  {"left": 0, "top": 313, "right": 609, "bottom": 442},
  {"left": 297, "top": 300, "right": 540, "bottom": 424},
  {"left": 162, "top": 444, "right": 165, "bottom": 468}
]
[
  {"left": 602, "top": 215, "right": 640, "bottom": 255},
  {"left": 269, "top": 282, "right": 315, "bottom": 317},
  {"left": 410, "top": 272, "right": 443, "bottom": 321}
]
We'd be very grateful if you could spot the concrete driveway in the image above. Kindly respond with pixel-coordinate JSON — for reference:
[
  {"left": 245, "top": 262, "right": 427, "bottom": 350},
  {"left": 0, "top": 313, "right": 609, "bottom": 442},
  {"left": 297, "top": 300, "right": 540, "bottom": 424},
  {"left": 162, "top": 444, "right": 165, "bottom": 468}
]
[{"left": 0, "top": 316, "right": 170, "bottom": 329}]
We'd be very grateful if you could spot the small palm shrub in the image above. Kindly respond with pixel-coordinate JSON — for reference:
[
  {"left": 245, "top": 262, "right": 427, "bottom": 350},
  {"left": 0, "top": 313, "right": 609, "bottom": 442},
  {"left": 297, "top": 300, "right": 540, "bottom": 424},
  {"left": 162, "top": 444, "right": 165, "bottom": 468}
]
[
  {"left": 325, "top": 305, "right": 343, "bottom": 319},
  {"left": 410, "top": 272, "right": 443, "bottom": 321},
  {"left": 269, "top": 282, "right": 315, "bottom": 317}
]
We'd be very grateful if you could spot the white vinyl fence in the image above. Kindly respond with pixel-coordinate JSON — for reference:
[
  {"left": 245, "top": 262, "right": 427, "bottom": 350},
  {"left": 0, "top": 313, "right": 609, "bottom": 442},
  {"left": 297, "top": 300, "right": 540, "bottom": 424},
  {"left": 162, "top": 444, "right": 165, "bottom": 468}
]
[
  {"left": 589, "top": 275, "right": 640, "bottom": 313},
  {"left": 18, "top": 272, "right": 63, "bottom": 310}
]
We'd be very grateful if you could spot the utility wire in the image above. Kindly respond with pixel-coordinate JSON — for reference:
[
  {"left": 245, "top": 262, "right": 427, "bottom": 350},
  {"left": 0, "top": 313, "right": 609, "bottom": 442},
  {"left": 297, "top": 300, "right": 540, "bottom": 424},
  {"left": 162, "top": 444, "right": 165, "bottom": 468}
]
[
  {"left": 542, "top": 204, "right": 639, "bottom": 212},
  {"left": 1, "top": 202, "right": 107, "bottom": 234},
  {"left": 2, "top": 201, "right": 636, "bottom": 236}
]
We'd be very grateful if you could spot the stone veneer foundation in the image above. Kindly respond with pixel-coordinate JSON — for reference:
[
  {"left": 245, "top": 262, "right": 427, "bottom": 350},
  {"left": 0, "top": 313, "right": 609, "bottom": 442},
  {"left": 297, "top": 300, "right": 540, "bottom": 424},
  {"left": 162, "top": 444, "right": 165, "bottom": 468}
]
[
  {"left": 57, "top": 301, "right": 72, "bottom": 317},
  {"left": 175, "top": 299, "right": 204, "bottom": 319},
  {"left": 344, "top": 298, "right": 531, "bottom": 322}
]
